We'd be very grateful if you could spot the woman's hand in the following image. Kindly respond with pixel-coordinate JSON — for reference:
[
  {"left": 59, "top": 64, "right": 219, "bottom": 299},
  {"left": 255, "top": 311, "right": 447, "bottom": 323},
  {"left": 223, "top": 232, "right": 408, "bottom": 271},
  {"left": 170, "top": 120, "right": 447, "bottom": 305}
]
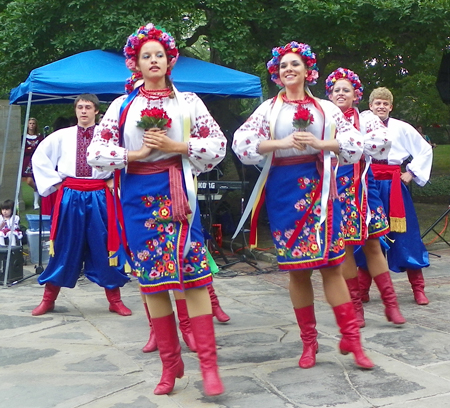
[
  {"left": 258, "top": 133, "right": 307, "bottom": 154},
  {"left": 293, "top": 131, "right": 320, "bottom": 150},
  {"left": 294, "top": 132, "right": 340, "bottom": 154},
  {"left": 143, "top": 128, "right": 188, "bottom": 155},
  {"left": 127, "top": 144, "right": 152, "bottom": 162}
]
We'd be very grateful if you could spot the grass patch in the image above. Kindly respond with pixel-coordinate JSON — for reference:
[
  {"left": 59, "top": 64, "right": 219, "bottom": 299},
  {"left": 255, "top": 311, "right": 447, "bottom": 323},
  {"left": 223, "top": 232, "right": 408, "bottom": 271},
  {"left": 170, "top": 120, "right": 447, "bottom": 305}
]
[
  {"left": 430, "top": 144, "right": 450, "bottom": 176},
  {"left": 410, "top": 144, "right": 450, "bottom": 203}
]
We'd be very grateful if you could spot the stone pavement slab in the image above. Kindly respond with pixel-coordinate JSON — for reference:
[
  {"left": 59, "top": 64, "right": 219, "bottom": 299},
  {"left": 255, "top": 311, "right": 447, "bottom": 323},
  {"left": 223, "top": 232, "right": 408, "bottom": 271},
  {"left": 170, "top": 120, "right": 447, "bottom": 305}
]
[{"left": 1, "top": 247, "right": 450, "bottom": 407}]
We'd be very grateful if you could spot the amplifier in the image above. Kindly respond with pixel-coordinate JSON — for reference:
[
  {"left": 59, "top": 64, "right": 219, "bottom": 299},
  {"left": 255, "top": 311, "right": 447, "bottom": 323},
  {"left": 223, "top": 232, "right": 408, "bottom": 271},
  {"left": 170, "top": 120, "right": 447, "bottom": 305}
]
[
  {"left": 197, "top": 180, "right": 249, "bottom": 195},
  {"left": 0, "top": 246, "right": 24, "bottom": 283}
]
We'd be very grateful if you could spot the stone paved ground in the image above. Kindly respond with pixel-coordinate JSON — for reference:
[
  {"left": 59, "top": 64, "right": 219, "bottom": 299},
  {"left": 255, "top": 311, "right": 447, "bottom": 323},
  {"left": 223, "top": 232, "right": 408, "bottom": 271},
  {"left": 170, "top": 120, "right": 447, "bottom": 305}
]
[{"left": 1, "top": 244, "right": 450, "bottom": 408}]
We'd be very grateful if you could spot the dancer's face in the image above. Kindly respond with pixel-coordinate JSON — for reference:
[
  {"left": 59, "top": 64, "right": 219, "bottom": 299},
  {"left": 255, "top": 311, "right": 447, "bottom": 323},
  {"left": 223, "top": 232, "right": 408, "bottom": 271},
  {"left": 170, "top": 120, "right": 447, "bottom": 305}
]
[
  {"left": 136, "top": 40, "right": 168, "bottom": 87},
  {"left": 329, "top": 79, "right": 358, "bottom": 111},
  {"left": 279, "top": 53, "right": 308, "bottom": 90},
  {"left": 369, "top": 98, "right": 393, "bottom": 121}
]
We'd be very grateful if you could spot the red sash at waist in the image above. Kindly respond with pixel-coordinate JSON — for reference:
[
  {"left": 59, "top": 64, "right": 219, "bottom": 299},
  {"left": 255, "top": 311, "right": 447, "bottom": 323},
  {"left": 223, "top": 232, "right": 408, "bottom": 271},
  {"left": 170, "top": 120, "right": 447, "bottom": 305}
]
[
  {"left": 370, "top": 164, "right": 406, "bottom": 232},
  {"left": 49, "top": 177, "right": 120, "bottom": 264},
  {"left": 127, "top": 156, "right": 191, "bottom": 222},
  {"left": 371, "top": 163, "right": 400, "bottom": 180},
  {"left": 273, "top": 154, "right": 318, "bottom": 166}
]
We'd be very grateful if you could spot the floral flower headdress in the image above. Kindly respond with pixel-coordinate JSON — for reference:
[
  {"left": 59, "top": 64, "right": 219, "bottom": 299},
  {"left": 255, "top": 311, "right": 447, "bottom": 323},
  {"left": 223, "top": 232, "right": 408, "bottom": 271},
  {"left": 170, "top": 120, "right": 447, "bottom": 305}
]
[
  {"left": 123, "top": 22, "right": 179, "bottom": 75},
  {"left": 325, "top": 67, "right": 364, "bottom": 103},
  {"left": 267, "top": 41, "right": 319, "bottom": 87}
]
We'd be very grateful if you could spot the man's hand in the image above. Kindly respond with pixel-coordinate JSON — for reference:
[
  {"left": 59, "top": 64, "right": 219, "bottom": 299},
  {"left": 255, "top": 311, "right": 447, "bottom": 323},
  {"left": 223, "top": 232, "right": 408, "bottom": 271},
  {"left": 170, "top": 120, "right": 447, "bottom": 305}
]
[{"left": 401, "top": 171, "right": 414, "bottom": 185}]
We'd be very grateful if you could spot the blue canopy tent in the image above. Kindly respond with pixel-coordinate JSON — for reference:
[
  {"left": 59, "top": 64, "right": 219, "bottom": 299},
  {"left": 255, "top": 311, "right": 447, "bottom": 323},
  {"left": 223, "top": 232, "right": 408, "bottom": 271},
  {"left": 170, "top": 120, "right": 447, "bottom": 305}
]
[
  {"left": 9, "top": 50, "right": 262, "bottom": 104},
  {"left": 2, "top": 50, "right": 262, "bottom": 286}
]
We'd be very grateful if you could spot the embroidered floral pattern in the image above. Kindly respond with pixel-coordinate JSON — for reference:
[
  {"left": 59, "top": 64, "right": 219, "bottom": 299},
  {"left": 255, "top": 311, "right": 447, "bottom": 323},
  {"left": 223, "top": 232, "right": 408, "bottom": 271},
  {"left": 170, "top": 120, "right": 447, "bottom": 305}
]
[
  {"left": 130, "top": 193, "right": 209, "bottom": 282},
  {"left": 338, "top": 175, "right": 362, "bottom": 241},
  {"left": 272, "top": 179, "right": 339, "bottom": 262},
  {"left": 183, "top": 241, "right": 210, "bottom": 276},
  {"left": 368, "top": 205, "right": 389, "bottom": 235}
]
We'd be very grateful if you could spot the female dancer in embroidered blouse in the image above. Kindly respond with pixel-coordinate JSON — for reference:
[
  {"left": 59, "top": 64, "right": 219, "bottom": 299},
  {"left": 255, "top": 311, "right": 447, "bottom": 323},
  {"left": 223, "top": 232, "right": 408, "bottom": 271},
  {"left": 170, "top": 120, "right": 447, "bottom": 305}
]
[
  {"left": 87, "top": 24, "right": 225, "bottom": 396},
  {"left": 233, "top": 42, "right": 373, "bottom": 370},
  {"left": 325, "top": 68, "right": 406, "bottom": 328},
  {"left": 22, "top": 118, "right": 43, "bottom": 210}
]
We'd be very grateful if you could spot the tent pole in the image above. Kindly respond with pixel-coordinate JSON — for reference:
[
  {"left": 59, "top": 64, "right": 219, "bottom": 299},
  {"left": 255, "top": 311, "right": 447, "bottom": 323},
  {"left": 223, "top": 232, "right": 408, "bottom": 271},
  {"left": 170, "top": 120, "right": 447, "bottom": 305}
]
[
  {"left": 3, "top": 92, "right": 32, "bottom": 287},
  {"left": 0, "top": 104, "right": 13, "bottom": 189}
]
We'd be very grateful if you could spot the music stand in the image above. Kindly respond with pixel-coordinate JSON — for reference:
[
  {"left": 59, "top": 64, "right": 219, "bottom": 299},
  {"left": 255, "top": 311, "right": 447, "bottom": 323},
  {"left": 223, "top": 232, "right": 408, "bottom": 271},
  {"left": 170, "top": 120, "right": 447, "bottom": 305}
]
[{"left": 420, "top": 199, "right": 450, "bottom": 258}]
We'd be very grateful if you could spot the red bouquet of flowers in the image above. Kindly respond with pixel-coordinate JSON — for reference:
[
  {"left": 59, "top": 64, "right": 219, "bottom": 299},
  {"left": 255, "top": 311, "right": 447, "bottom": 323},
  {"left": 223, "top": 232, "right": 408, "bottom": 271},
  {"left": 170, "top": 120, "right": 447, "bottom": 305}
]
[
  {"left": 137, "top": 108, "right": 172, "bottom": 130},
  {"left": 293, "top": 105, "right": 314, "bottom": 130}
]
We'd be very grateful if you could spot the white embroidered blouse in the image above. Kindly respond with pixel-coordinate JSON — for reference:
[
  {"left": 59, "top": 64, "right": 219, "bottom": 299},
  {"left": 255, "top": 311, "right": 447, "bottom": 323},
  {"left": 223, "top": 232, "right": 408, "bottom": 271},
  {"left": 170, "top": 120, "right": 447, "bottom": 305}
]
[
  {"left": 87, "top": 92, "right": 226, "bottom": 175},
  {"left": 233, "top": 98, "right": 372, "bottom": 165}
]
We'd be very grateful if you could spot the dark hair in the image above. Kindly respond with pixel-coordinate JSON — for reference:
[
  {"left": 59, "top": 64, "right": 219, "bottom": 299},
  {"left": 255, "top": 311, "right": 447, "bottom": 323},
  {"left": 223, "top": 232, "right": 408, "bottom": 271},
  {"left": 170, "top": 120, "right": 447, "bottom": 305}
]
[
  {"left": 52, "top": 116, "right": 71, "bottom": 131},
  {"left": 165, "top": 75, "right": 175, "bottom": 98},
  {"left": 1, "top": 199, "right": 14, "bottom": 211},
  {"left": 73, "top": 94, "right": 100, "bottom": 110}
]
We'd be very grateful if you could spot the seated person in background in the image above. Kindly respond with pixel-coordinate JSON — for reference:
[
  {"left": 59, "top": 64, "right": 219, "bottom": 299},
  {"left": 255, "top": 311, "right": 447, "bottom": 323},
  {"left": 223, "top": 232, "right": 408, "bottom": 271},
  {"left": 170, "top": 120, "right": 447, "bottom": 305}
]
[{"left": 0, "top": 199, "right": 22, "bottom": 246}]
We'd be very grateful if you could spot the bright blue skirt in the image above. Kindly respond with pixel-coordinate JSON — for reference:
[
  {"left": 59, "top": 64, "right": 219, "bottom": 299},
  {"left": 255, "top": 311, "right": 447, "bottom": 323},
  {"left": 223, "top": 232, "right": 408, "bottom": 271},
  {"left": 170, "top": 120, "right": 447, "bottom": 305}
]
[
  {"left": 336, "top": 165, "right": 389, "bottom": 245},
  {"left": 120, "top": 169, "right": 212, "bottom": 294},
  {"left": 265, "top": 161, "right": 345, "bottom": 270}
]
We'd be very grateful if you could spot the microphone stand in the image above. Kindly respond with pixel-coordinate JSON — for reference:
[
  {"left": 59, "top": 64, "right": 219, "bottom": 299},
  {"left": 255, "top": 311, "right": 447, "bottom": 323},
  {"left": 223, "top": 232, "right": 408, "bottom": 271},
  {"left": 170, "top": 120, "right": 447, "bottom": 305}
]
[{"left": 217, "top": 164, "right": 261, "bottom": 271}]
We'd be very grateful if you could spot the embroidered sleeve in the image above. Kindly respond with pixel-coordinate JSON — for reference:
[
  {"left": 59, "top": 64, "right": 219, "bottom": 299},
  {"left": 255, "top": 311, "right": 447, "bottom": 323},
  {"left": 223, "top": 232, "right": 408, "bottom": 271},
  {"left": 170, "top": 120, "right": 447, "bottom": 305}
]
[
  {"left": 87, "top": 96, "right": 128, "bottom": 171},
  {"left": 328, "top": 102, "right": 363, "bottom": 164},
  {"left": 31, "top": 134, "right": 64, "bottom": 197},
  {"left": 184, "top": 93, "right": 227, "bottom": 174},
  {"left": 359, "top": 110, "right": 391, "bottom": 160},
  {"left": 232, "top": 100, "right": 271, "bottom": 165}
]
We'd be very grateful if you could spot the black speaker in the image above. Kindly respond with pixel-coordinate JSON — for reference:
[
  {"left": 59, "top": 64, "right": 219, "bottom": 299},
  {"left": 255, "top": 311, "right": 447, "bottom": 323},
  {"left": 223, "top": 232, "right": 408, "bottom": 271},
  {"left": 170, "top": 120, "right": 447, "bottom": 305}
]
[
  {"left": 0, "top": 246, "right": 24, "bottom": 283},
  {"left": 436, "top": 52, "right": 450, "bottom": 104}
]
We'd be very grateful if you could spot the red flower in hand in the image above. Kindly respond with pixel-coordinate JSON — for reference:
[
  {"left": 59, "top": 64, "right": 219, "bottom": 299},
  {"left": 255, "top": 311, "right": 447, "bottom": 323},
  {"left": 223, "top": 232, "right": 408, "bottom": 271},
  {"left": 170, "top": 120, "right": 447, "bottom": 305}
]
[
  {"left": 293, "top": 106, "right": 314, "bottom": 130},
  {"left": 137, "top": 108, "right": 172, "bottom": 130}
]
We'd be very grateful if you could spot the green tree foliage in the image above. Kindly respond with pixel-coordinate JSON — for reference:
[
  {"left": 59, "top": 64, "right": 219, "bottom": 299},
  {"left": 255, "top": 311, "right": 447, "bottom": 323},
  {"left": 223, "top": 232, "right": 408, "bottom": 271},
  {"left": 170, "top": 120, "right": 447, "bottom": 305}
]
[{"left": 1, "top": 0, "right": 450, "bottom": 129}]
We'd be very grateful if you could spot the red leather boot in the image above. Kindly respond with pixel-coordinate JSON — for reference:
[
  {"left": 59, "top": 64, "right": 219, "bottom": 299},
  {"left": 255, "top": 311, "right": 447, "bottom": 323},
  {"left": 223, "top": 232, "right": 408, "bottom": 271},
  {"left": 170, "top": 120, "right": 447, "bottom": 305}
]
[
  {"left": 142, "top": 303, "right": 157, "bottom": 353},
  {"left": 407, "top": 269, "right": 429, "bottom": 305},
  {"left": 175, "top": 299, "right": 197, "bottom": 352},
  {"left": 358, "top": 268, "right": 372, "bottom": 303},
  {"left": 346, "top": 277, "right": 365, "bottom": 328},
  {"left": 207, "top": 284, "right": 230, "bottom": 322},
  {"left": 294, "top": 305, "right": 319, "bottom": 369},
  {"left": 32, "top": 282, "right": 61, "bottom": 316},
  {"left": 333, "top": 302, "right": 374, "bottom": 369},
  {"left": 373, "top": 271, "right": 406, "bottom": 324},
  {"left": 152, "top": 313, "right": 185, "bottom": 395},
  {"left": 190, "top": 314, "right": 225, "bottom": 396},
  {"left": 104, "top": 287, "right": 132, "bottom": 316}
]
